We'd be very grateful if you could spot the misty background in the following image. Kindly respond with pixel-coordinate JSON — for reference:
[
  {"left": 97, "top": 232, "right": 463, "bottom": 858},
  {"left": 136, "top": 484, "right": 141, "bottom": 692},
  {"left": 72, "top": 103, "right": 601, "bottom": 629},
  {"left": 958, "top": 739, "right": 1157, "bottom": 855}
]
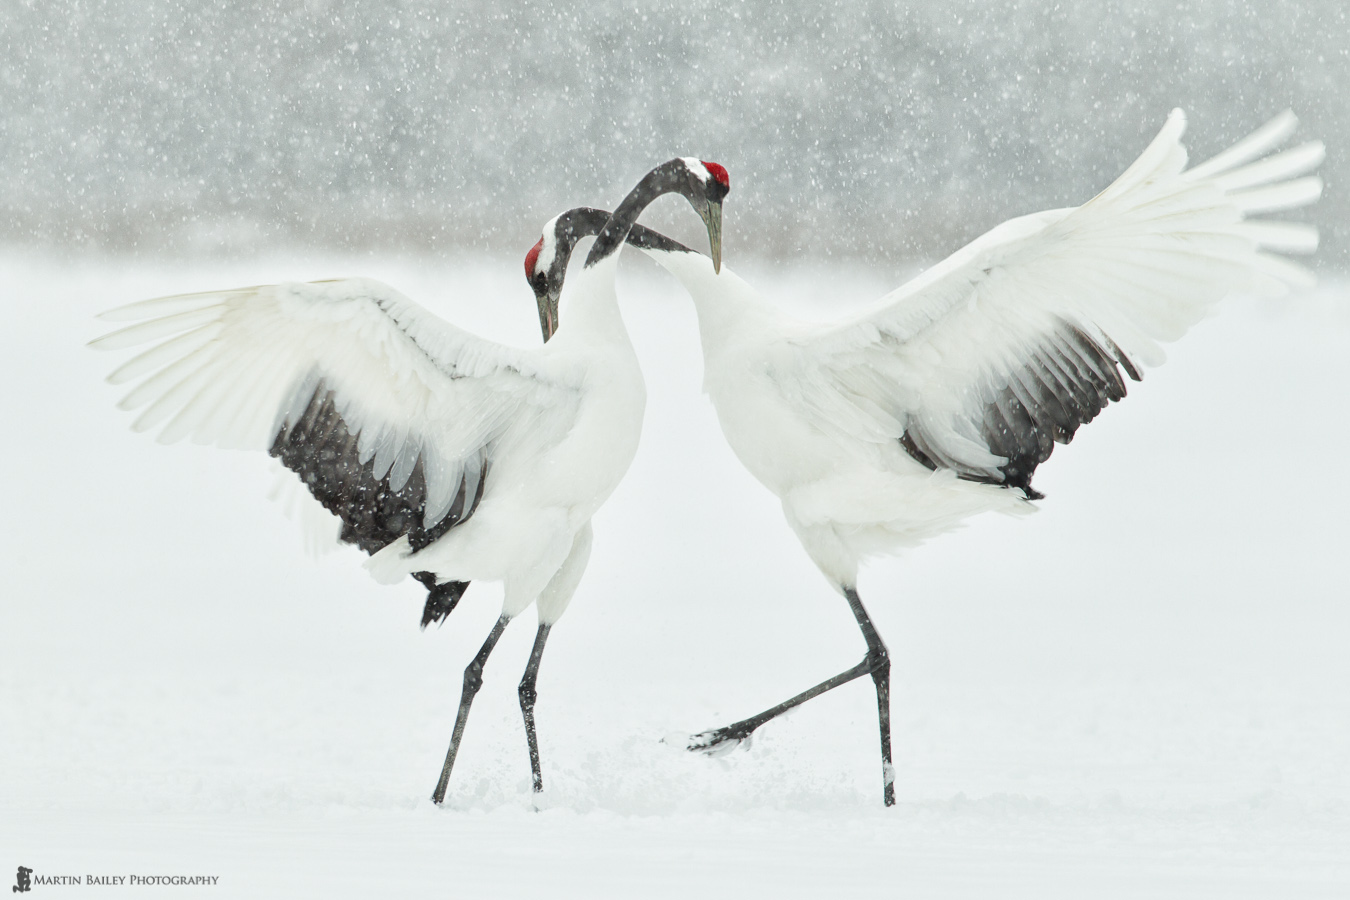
[
  {"left": 2, "top": 0, "right": 1345, "bottom": 266},
  {"left": 4, "top": 4, "right": 1349, "bottom": 890}
]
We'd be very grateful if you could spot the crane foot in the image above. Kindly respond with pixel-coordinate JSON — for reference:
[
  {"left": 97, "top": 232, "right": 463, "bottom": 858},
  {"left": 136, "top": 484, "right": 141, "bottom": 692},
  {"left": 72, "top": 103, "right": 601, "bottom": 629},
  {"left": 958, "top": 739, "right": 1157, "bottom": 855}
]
[{"left": 686, "top": 726, "right": 755, "bottom": 757}]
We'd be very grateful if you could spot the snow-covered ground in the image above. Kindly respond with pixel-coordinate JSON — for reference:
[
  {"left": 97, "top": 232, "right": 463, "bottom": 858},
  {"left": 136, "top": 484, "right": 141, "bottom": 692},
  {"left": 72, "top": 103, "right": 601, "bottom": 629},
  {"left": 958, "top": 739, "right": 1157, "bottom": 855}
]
[{"left": 2, "top": 250, "right": 1347, "bottom": 897}]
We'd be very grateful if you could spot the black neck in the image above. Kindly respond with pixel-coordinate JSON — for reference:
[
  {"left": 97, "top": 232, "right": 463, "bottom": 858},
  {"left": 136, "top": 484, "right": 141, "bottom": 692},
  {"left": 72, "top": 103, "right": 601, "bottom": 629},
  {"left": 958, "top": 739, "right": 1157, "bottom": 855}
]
[
  {"left": 550, "top": 208, "right": 693, "bottom": 278},
  {"left": 584, "top": 160, "right": 695, "bottom": 268}
]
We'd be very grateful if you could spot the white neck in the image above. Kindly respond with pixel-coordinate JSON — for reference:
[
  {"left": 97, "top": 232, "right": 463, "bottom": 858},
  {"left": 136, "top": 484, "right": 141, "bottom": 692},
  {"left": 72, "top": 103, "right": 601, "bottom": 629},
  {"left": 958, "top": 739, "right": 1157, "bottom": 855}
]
[
  {"left": 551, "top": 254, "right": 631, "bottom": 349},
  {"left": 641, "top": 249, "right": 782, "bottom": 354}
]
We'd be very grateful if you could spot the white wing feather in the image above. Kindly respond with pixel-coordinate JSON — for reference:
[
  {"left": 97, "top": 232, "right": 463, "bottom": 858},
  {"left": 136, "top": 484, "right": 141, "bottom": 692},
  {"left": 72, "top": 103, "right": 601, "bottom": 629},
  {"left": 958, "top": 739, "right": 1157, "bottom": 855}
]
[
  {"left": 792, "top": 109, "right": 1322, "bottom": 483},
  {"left": 91, "top": 277, "right": 581, "bottom": 531}
]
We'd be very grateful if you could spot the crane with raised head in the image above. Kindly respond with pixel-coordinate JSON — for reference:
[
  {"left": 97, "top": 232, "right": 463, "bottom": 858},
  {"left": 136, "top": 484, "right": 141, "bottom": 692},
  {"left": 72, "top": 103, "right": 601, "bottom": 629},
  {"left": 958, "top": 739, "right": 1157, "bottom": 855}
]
[{"left": 527, "top": 111, "right": 1323, "bottom": 806}]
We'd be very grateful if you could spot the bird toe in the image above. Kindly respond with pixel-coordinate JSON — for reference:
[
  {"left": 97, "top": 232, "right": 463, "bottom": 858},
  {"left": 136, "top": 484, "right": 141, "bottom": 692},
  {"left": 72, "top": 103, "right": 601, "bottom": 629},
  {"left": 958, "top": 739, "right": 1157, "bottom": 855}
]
[{"left": 686, "top": 728, "right": 753, "bottom": 757}]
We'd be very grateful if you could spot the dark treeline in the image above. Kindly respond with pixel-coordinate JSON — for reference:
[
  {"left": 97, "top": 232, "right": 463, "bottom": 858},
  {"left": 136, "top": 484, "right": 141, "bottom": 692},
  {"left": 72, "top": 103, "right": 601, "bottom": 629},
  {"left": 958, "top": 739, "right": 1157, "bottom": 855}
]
[{"left": 2, "top": 0, "right": 1344, "bottom": 264}]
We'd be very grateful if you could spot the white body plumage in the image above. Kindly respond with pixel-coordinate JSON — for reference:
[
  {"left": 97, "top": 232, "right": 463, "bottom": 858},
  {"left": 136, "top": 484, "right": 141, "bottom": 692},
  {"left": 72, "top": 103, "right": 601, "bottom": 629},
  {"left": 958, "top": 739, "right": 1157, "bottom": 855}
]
[
  {"left": 368, "top": 256, "right": 646, "bottom": 621},
  {"left": 643, "top": 110, "right": 1323, "bottom": 591}
]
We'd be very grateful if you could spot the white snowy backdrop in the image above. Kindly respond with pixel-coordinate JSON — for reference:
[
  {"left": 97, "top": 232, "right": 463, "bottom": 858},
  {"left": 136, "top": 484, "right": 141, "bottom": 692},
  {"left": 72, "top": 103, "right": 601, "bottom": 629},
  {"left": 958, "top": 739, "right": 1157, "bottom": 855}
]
[
  {"left": 2, "top": 1, "right": 1349, "bottom": 897},
  {"left": 1, "top": 1, "right": 1346, "bottom": 262}
]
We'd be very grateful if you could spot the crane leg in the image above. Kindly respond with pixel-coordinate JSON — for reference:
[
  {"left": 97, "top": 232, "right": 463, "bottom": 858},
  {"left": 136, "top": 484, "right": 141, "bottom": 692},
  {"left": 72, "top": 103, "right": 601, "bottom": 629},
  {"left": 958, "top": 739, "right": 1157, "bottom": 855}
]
[
  {"left": 844, "top": 586, "right": 895, "bottom": 807},
  {"left": 517, "top": 622, "right": 553, "bottom": 793},
  {"left": 687, "top": 586, "right": 895, "bottom": 807},
  {"left": 431, "top": 614, "right": 511, "bottom": 805}
]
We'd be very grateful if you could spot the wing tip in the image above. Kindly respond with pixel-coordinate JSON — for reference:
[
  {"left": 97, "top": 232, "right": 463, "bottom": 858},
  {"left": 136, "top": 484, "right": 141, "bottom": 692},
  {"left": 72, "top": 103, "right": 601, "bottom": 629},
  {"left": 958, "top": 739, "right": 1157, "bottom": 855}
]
[
  {"left": 1268, "top": 108, "right": 1300, "bottom": 140},
  {"left": 1303, "top": 139, "right": 1327, "bottom": 168}
]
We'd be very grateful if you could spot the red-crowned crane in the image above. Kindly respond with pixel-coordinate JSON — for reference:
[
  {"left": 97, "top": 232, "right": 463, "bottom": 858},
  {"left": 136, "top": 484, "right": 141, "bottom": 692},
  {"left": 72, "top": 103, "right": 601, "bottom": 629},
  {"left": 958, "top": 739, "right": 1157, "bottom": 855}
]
[
  {"left": 528, "top": 111, "right": 1323, "bottom": 806},
  {"left": 91, "top": 157, "right": 730, "bottom": 805}
]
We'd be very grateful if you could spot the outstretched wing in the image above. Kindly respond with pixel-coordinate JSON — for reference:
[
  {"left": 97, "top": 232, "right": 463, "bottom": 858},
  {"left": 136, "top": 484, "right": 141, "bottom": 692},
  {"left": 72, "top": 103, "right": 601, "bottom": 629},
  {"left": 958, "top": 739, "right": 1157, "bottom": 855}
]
[
  {"left": 91, "top": 277, "right": 582, "bottom": 553},
  {"left": 795, "top": 109, "right": 1322, "bottom": 495}
]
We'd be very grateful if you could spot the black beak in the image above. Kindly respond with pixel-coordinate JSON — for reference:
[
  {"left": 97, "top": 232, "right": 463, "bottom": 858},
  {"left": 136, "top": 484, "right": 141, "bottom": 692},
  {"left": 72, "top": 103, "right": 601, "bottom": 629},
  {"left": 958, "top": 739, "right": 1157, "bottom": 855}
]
[
  {"left": 534, "top": 284, "right": 560, "bottom": 342},
  {"left": 697, "top": 199, "right": 723, "bottom": 274}
]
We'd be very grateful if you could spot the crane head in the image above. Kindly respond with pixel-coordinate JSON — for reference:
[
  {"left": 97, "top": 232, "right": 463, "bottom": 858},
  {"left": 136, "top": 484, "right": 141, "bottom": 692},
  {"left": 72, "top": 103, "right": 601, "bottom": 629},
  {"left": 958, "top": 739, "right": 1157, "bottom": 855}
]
[
  {"left": 526, "top": 158, "right": 730, "bottom": 341},
  {"left": 524, "top": 236, "right": 556, "bottom": 341},
  {"left": 525, "top": 208, "right": 599, "bottom": 343},
  {"left": 678, "top": 158, "right": 729, "bottom": 273}
]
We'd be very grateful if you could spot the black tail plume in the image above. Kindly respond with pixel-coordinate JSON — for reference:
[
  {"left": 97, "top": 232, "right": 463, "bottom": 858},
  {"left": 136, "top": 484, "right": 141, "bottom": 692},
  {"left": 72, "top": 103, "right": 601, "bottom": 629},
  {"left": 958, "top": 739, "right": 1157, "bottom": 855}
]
[{"left": 413, "top": 571, "right": 470, "bottom": 629}]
